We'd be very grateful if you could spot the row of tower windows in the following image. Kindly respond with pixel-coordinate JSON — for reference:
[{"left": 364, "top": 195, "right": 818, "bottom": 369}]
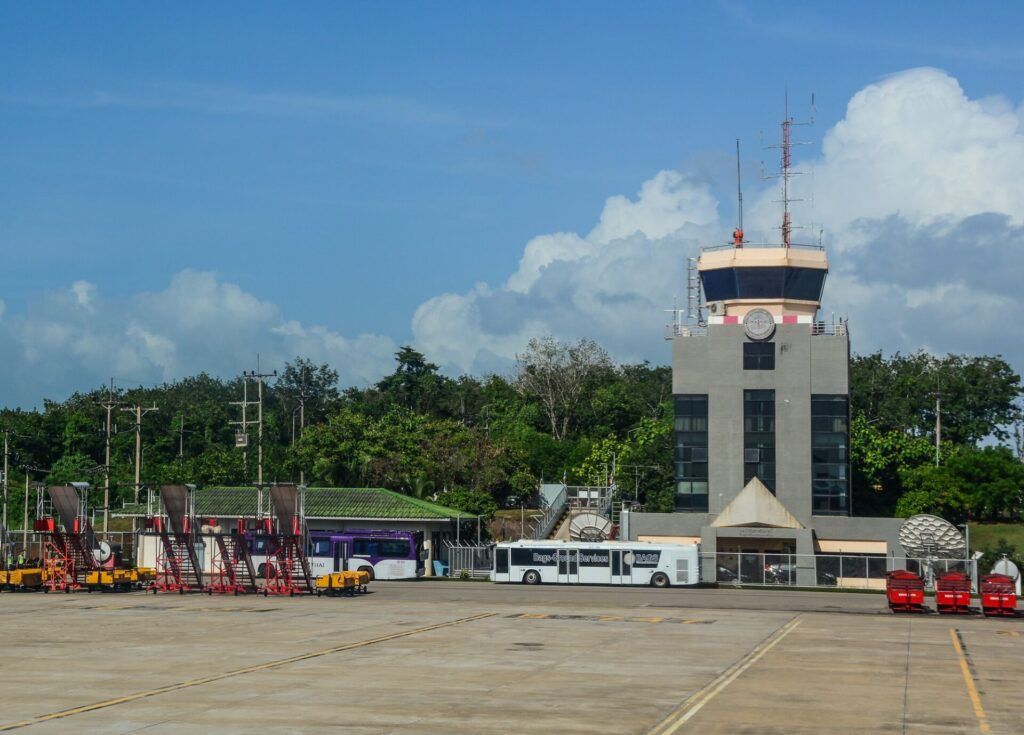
[{"left": 674, "top": 392, "right": 849, "bottom": 516}]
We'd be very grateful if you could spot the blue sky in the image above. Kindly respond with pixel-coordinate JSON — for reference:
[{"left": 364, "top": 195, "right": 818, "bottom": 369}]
[{"left": 1, "top": 2, "right": 1023, "bottom": 406}]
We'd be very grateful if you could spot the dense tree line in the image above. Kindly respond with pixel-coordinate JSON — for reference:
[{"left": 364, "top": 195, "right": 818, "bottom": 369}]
[{"left": 0, "top": 343, "right": 1020, "bottom": 530}]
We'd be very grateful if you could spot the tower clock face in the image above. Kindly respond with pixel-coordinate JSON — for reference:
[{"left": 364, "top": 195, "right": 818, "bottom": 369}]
[{"left": 743, "top": 308, "right": 775, "bottom": 340}]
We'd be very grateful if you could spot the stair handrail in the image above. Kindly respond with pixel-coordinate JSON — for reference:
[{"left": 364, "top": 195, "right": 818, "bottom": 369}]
[{"left": 532, "top": 486, "right": 567, "bottom": 539}]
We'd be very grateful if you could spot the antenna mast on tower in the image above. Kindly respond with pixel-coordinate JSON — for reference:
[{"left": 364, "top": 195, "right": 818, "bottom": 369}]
[
  {"left": 733, "top": 139, "right": 745, "bottom": 248},
  {"left": 764, "top": 92, "right": 814, "bottom": 248}
]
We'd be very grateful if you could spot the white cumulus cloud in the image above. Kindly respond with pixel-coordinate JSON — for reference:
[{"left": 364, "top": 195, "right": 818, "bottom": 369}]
[
  {"left": 0, "top": 271, "right": 398, "bottom": 407},
  {"left": 412, "top": 67, "right": 1024, "bottom": 380}
]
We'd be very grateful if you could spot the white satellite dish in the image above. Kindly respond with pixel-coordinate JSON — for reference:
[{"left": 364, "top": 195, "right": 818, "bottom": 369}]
[
  {"left": 569, "top": 513, "right": 612, "bottom": 542},
  {"left": 898, "top": 514, "right": 966, "bottom": 559},
  {"left": 92, "top": 540, "right": 113, "bottom": 564},
  {"left": 992, "top": 558, "right": 1020, "bottom": 581}
]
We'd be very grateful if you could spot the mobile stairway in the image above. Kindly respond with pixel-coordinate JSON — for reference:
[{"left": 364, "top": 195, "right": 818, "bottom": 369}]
[
  {"left": 206, "top": 518, "right": 259, "bottom": 595},
  {"left": 36, "top": 485, "right": 100, "bottom": 592},
  {"left": 151, "top": 485, "right": 204, "bottom": 593},
  {"left": 258, "top": 484, "right": 313, "bottom": 596}
]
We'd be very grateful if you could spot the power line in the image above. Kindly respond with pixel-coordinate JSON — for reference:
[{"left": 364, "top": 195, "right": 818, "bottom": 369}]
[
  {"left": 95, "top": 378, "right": 124, "bottom": 535},
  {"left": 120, "top": 402, "right": 158, "bottom": 504}
]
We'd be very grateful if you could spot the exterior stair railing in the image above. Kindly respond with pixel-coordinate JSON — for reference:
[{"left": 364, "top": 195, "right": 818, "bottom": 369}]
[{"left": 532, "top": 486, "right": 568, "bottom": 540}]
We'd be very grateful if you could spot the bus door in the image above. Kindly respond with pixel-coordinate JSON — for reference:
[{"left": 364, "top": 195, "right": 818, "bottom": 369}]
[
  {"left": 494, "top": 546, "right": 510, "bottom": 582},
  {"left": 611, "top": 549, "right": 632, "bottom": 585},
  {"left": 332, "top": 540, "right": 346, "bottom": 572},
  {"left": 557, "top": 548, "right": 579, "bottom": 584}
]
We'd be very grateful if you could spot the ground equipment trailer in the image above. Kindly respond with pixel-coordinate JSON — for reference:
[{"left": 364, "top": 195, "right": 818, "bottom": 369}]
[
  {"left": 886, "top": 570, "right": 926, "bottom": 613},
  {"left": 85, "top": 568, "right": 141, "bottom": 592},
  {"left": 935, "top": 572, "right": 972, "bottom": 614},
  {"left": 0, "top": 568, "right": 44, "bottom": 592},
  {"left": 314, "top": 570, "right": 370, "bottom": 597},
  {"left": 980, "top": 574, "right": 1017, "bottom": 617}
]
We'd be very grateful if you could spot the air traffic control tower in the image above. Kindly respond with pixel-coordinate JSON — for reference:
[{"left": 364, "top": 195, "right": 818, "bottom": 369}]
[
  {"left": 673, "top": 241, "right": 849, "bottom": 520},
  {"left": 625, "top": 113, "right": 902, "bottom": 585}
]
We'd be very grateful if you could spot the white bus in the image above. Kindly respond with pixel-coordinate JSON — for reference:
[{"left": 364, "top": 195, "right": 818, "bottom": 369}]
[{"left": 491, "top": 540, "right": 700, "bottom": 588}]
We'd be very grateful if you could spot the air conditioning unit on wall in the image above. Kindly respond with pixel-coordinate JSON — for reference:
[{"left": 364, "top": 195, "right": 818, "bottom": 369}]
[{"left": 706, "top": 301, "right": 726, "bottom": 315}]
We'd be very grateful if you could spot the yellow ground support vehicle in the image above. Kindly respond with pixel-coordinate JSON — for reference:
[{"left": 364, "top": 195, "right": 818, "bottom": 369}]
[
  {"left": 85, "top": 568, "right": 140, "bottom": 592},
  {"left": 314, "top": 570, "right": 370, "bottom": 597},
  {"left": 0, "top": 568, "right": 44, "bottom": 592},
  {"left": 84, "top": 568, "right": 155, "bottom": 592}
]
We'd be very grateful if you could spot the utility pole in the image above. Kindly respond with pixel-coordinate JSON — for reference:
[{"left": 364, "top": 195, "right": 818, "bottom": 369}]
[
  {"left": 121, "top": 402, "right": 158, "bottom": 503},
  {"left": 242, "top": 356, "right": 276, "bottom": 489},
  {"left": 23, "top": 472, "right": 28, "bottom": 551},
  {"left": 97, "top": 379, "right": 122, "bottom": 535},
  {"left": 230, "top": 377, "right": 257, "bottom": 479},
  {"left": 933, "top": 379, "right": 942, "bottom": 467},
  {"left": 2, "top": 429, "right": 9, "bottom": 534},
  {"left": 298, "top": 383, "right": 306, "bottom": 487}
]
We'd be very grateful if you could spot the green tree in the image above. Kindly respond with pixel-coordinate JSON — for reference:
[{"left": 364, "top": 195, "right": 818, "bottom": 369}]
[
  {"left": 897, "top": 446, "right": 1024, "bottom": 521},
  {"left": 514, "top": 336, "right": 612, "bottom": 440},
  {"left": 851, "top": 351, "right": 1021, "bottom": 444}
]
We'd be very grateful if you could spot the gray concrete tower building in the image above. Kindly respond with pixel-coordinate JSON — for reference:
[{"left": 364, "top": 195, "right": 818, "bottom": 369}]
[{"left": 626, "top": 119, "right": 902, "bottom": 584}]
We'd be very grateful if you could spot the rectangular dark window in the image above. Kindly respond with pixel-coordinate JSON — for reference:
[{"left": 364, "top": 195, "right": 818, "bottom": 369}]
[
  {"left": 700, "top": 266, "right": 826, "bottom": 302},
  {"left": 744, "top": 390, "right": 775, "bottom": 492},
  {"left": 812, "top": 394, "right": 850, "bottom": 515},
  {"left": 674, "top": 394, "right": 709, "bottom": 512},
  {"left": 743, "top": 342, "right": 775, "bottom": 370}
]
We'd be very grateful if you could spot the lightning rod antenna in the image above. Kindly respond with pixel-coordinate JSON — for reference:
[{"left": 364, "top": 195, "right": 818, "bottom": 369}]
[{"left": 733, "top": 138, "right": 744, "bottom": 248}]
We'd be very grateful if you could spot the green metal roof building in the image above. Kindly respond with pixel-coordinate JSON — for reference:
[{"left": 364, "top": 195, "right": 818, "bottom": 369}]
[{"left": 115, "top": 486, "right": 465, "bottom": 576}]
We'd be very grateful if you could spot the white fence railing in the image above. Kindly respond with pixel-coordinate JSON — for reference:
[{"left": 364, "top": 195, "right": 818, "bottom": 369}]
[{"left": 444, "top": 541, "right": 493, "bottom": 579}]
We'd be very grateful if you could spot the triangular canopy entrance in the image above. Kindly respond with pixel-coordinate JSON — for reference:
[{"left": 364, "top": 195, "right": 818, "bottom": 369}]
[{"left": 711, "top": 477, "right": 804, "bottom": 529}]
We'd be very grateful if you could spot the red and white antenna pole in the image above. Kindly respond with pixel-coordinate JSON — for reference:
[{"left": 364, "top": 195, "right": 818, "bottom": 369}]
[
  {"left": 781, "top": 92, "right": 793, "bottom": 248},
  {"left": 763, "top": 92, "right": 812, "bottom": 248}
]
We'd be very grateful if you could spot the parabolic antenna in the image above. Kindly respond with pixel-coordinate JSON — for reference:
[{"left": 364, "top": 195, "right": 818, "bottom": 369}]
[
  {"left": 898, "top": 514, "right": 966, "bottom": 559},
  {"left": 569, "top": 513, "right": 612, "bottom": 542},
  {"left": 992, "top": 558, "right": 1020, "bottom": 581}
]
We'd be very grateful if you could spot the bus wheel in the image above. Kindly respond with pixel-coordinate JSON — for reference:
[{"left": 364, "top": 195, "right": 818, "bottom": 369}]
[
  {"left": 358, "top": 566, "right": 374, "bottom": 581},
  {"left": 523, "top": 570, "right": 541, "bottom": 585},
  {"left": 651, "top": 572, "right": 670, "bottom": 588}
]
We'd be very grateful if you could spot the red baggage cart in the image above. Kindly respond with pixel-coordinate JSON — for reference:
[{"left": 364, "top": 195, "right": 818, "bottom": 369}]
[
  {"left": 935, "top": 572, "right": 972, "bottom": 614},
  {"left": 886, "top": 570, "right": 925, "bottom": 613},
  {"left": 980, "top": 574, "right": 1017, "bottom": 617}
]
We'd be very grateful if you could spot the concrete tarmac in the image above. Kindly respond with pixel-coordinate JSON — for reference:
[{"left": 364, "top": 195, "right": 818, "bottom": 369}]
[{"left": 0, "top": 581, "right": 1020, "bottom": 734}]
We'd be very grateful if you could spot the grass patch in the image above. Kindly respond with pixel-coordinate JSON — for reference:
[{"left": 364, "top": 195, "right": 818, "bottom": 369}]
[{"left": 967, "top": 522, "right": 1024, "bottom": 551}]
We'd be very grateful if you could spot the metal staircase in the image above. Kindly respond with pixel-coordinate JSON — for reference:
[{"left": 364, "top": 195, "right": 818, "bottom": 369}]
[
  {"left": 151, "top": 485, "right": 204, "bottom": 593},
  {"left": 206, "top": 520, "right": 258, "bottom": 595},
  {"left": 38, "top": 485, "right": 100, "bottom": 592},
  {"left": 532, "top": 484, "right": 616, "bottom": 540},
  {"left": 260, "top": 485, "right": 313, "bottom": 596}
]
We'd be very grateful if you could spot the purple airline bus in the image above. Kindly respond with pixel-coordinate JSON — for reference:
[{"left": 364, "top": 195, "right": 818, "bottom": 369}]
[{"left": 249, "top": 529, "right": 425, "bottom": 580}]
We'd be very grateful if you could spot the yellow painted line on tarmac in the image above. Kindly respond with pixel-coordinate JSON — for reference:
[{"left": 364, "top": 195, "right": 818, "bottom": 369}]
[
  {"left": 0, "top": 611, "right": 495, "bottom": 732},
  {"left": 995, "top": 629, "right": 1019, "bottom": 638},
  {"left": 647, "top": 615, "right": 803, "bottom": 735},
  {"left": 949, "top": 628, "right": 991, "bottom": 734}
]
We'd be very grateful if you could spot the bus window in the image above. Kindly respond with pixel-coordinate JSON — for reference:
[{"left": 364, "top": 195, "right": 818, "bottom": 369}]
[
  {"left": 353, "top": 539, "right": 375, "bottom": 556},
  {"left": 308, "top": 538, "right": 331, "bottom": 557},
  {"left": 378, "top": 540, "right": 411, "bottom": 559}
]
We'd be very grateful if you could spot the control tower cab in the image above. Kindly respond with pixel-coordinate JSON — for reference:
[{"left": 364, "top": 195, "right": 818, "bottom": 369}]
[{"left": 699, "top": 244, "right": 829, "bottom": 325}]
